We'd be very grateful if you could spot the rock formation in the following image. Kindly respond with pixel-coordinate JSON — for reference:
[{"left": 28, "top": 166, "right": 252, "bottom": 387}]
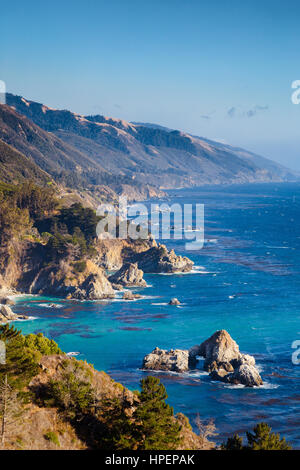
[
  {"left": 28, "top": 260, "right": 115, "bottom": 300},
  {"left": 109, "top": 262, "right": 147, "bottom": 287},
  {"left": 189, "top": 330, "right": 241, "bottom": 372},
  {"left": 0, "top": 297, "right": 15, "bottom": 306},
  {"left": 190, "top": 330, "right": 263, "bottom": 387},
  {"left": 143, "top": 330, "right": 263, "bottom": 387},
  {"left": 133, "top": 244, "right": 194, "bottom": 273},
  {"left": 0, "top": 304, "right": 28, "bottom": 322},
  {"left": 142, "top": 347, "right": 192, "bottom": 373},
  {"left": 122, "top": 291, "right": 142, "bottom": 300}
]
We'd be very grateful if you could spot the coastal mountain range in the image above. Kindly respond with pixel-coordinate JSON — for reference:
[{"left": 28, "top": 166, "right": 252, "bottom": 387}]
[{"left": 0, "top": 92, "right": 297, "bottom": 203}]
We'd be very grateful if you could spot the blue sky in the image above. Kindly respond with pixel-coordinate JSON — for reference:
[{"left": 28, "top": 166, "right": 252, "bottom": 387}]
[{"left": 1, "top": 0, "right": 300, "bottom": 169}]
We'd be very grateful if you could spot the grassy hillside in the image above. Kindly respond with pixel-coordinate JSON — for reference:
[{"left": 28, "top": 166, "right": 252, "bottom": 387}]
[{"left": 0, "top": 139, "right": 52, "bottom": 185}]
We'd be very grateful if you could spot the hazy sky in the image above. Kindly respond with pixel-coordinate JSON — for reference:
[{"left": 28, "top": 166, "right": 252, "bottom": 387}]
[{"left": 1, "top": 0, "right": 300, "bottom": 169}]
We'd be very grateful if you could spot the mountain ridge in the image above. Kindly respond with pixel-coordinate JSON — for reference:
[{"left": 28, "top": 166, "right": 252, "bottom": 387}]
[{"left": 2, "top": 93, "right": 298, "bottom": 193}]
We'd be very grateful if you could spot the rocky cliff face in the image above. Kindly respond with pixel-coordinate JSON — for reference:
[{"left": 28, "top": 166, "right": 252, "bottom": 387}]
[
  {"left": 27, "top": 259, "right": 115, "bottom": 300},
  {"left": 0, "top": 233, "right": 193, "bottom": 300}
]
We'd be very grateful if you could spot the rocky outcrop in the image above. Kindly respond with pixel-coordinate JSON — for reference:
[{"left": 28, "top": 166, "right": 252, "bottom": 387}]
[
  {"left": 190, "top": 330, "right": 241, "bottom": 372},
  {"left": 95, "top": 237, "right": 157, "bottom": 270},
  {"left": 71, "top": 271, "right": 115, "bottom": 300},
  {"left": 122, "top": 291, "right": 142, "bottom": 300},
  {"left": 143, "top": 330, "right": 262, "bottom": 386},
  {"left": 133, "top": 244, "right": 194, "bottom": 273},
  {"left": 0, "top": 297, "right": 15, "bottom": 306},
  {"left": 28, "top": 260, "right": 115, "bottom": 300},
  {"left": 189, "top": 330, "right": 263, "bottom": 387},
  {"left": 143, "top": 347, "right": 192, "bottom": 373},
  {"left": 169, "top": 298, "right": 181, "bottom": 305},
  {"left": 225, "top": 364, "right": 263, "bottom": 387},
  {"left": 109, "top": 262, "right": 146, "bottom": 287},
  {"left": 0, "top": 304, "right": 28, "bottom": 322}
]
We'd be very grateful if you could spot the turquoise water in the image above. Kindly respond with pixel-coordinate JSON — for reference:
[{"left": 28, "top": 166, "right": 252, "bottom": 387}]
[{"left": 12, "top": 183, "right": 300, "bottom": 447}]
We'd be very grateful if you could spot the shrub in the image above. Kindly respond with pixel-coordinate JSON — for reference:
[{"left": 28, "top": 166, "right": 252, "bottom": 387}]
[{"left": 44, "top": 431, "right": 60, "bottom": 447}]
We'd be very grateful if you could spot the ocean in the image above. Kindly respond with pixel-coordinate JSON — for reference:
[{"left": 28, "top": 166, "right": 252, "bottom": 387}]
[{"left": 12, "top": 182, "right": 300, "bottom": 447}]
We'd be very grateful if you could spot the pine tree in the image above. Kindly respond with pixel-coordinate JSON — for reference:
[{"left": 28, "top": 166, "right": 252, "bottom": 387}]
[
  {"left": 246, "top": 422, "right": 292, "bottom": 450},
  {"left": 0, "top": 324, "right": 39, "bottom": 391},
  {"left": 133, "top": 376, "right": 182, "bottom": 450},
  {"left": 100, "top": 389, "right": 136, "bottom": 450},
  {"left": 221, "top": 434, "right": 244, "bottom": 450},
  {"left": 222, "top": 422, "right": 292, "bottom": 450}
]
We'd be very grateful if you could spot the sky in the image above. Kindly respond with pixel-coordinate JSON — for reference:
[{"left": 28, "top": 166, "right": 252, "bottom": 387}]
[{"left": 1, "top": 0, "right": 300, "bottom": 169}]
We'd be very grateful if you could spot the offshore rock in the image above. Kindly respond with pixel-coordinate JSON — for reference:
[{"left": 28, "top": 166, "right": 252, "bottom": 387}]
[
  {"left": 109, "top": 262, "right": 147, "bottom": 287},
  {"left": 133, "top": 244, "right": 194, "bottom": 273},
  {"left": 190, "top": 330, "right": 263, "bottom": 387},
  {"left": 143, "top": 347, "right": 191, "bottom": 373}
]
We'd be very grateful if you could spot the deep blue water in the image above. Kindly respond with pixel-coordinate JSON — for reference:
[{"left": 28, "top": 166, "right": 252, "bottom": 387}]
[{"left": 12, "top": 183, "right": 300, "bottom": 447}]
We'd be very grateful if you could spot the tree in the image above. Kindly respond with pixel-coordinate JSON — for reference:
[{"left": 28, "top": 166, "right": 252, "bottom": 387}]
[
  {"left": 194, "top": 414, "right": 217, "bottom": 448},
  {"left": 47, "top": 359, "right": 94, "bottom": 419},
  {"left": 0, "top": 325, "right": 40, "bottom": 391},
  {"left": 221, "top": 434, "right": 244, "bottom": 450},
  {"left": 222, "top": 422, "right": 292, "bottom": 450},
  {"left": 246, "top": 422, "right": 292, "bottom": 450},
  {"left": 99, "top": 389, "right": 136, "bottom": 450},
  {"left": 133, "top": 376, "right": 182, "bottom": 450},
  {"left": 0, "top": 374, "right": 24, "bottom": 447}
]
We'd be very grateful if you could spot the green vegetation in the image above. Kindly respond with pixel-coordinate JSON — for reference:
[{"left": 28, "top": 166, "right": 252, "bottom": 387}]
[
  {"left": 44, "top": 431, "right": 60, "bottom": 447},
  {"left": 133, "top": 376, "right": 182, "bottom": 450},
  {"left": 222, "top": 422, "right": 292, "bottom": 450},
  {"left": 23, "top": 333, "right": 62, "bottom": 356},
  {"left": 46, "top": 359, "right": 94, "bottom": 419},
  {"left": 0, "top": 325, "right": 62, "bottom": 392},
  {"left": 0, "top": 325, "right": 292, "bottom": 451},
  {"left": 0, "top": 180, "right": 99, "bottom": 271},
  {"left": 99, "top": 376, "right": 182, "bottom": 450}
]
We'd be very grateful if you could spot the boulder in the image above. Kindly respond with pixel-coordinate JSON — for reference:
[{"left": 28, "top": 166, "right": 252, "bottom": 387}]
[
  {"left": 143, "top": 347, "right": 191, "bottom": 373},
  {"left": 190, "top": 330, "right": 262, "bottom": 387},
  {"left": 225, "top": 364, "right": 263, "bottom": 387},
  {"left": 109, "top": 262, "right": 147, "bottom": 287},
  {"left": 169, "top": 298, "right": 181, "bottom": 306},
  {"left": 0, "top": 304, "right": 18, "bottom": 321},
  {"left": 72, "top": 271, "right": 115, "bottom": 300},
  {"left": 133, "top": 244, "right": 194, "bottom": 273},
  {"left": 190, "top": 330, "right": 242, "bottom": 372},
  {"left": 0, "top": 297, "right": 15, "bottom": 306},
  {"left": 122, "top": 291, "right": 142, "bottom": 300},
  {"left": 0, "top": 304, "right": 28, "bottom": 322}
]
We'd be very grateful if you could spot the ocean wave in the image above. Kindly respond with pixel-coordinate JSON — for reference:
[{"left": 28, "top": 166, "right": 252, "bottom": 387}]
[
  {"left": 37, "top": 303, "right": 63, "bottom": 308},
  {"left": 14, "top": 316, "right": 37, "bottom": 322}
]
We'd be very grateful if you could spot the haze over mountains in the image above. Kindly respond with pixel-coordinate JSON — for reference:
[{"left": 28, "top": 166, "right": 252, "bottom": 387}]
[{"left": 0, "top": 93, "right": 297, "bottom": 202}]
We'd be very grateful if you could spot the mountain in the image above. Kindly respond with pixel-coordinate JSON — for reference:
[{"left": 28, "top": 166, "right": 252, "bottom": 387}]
[
  {"left": 0, "top": 138, "right": 52, "bottom": 185},
  {"left": 3, "top": 93, "right": 297, "bottom": 192},
  {"left": 0, "top": 102, "right": 165, "bottom": 201}
]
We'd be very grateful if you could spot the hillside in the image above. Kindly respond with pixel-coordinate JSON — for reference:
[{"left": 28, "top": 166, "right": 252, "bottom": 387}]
[
  {"left": 0, "top": 103, "right": 164, "bottom": 202},
  {"left": 0, "top": 139, "right": 52, "bottom": 185},
  {"left": 5, "top": 93, "right": 297, "bottom": 189}
]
